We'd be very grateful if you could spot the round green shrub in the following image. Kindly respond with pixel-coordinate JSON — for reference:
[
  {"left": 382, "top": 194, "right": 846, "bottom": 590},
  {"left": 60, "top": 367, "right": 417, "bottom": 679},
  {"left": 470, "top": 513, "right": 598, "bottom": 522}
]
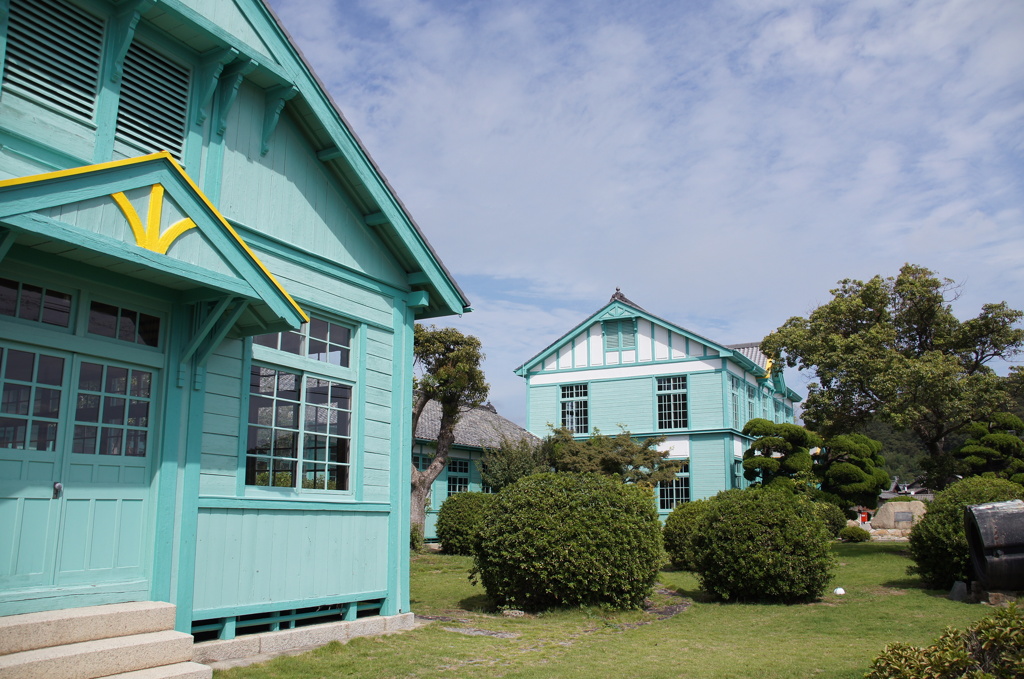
[
  {"left": 663, "top": 499, "right": 708, "bottom": 570},
  {"left": 687, "top": 488, "right": 836, "bottom": 603},
  {"left": 866, "top": 603, "right": 1024, "bottom": 679},
  {"left": 811, "top": 501, "right": 848, "bottom": 538},
  {"left": 472, "top": 472, "right": 662, "bottom": 611},
  {"left": 435, "top": 491, "right": 495, "bottom": 556},
  {"left": 838, "top": 525, "right": 871, "bottom": 542},
  {"left": 907, "top": 476, "right": 1024, "bottom": 589}
]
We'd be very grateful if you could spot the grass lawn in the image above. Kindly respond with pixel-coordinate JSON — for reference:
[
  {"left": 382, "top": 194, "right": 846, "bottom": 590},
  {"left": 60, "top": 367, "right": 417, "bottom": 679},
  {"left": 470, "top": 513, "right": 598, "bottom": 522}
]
[{"left": 214, "top": 543, "right": 992, "bottom": 679}]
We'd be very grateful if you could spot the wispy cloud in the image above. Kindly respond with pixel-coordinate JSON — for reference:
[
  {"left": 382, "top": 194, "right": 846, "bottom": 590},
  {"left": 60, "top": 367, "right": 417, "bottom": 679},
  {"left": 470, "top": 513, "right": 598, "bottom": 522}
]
[{"left": 270, "top": 0, "right": 1024, "bottom": 424}]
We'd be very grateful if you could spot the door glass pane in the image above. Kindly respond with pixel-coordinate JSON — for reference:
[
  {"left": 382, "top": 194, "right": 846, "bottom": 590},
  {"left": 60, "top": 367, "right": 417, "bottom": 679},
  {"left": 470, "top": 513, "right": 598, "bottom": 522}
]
[
  {"left": 5, "top": 349, "right": 34, "bottom": 382},
  {"left": 73, "top": 361, "right": 154, "bottom": 458},
  {"left": 0, "top": 346, "right": 65, "bottom": 451}
]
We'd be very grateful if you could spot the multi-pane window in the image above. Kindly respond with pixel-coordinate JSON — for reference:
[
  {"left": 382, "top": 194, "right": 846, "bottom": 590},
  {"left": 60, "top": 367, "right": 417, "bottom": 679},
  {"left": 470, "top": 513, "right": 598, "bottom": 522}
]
[
  {"left": 659, "top": 475, "right": 690, "bottom": 510},
  {"left": 245, "top": 366, "right": 352, "bottom": 491},
  {"left": 72, "top": 362, "right": 152, "bottom": 456},
  {"left": 746, "top": 384, "right": 757, "bottom": 422},
  {"left": 0, "top": 278, "right": 72, "bottom": 328},
  {"left": 0, "top": 347, "right": 65, "bottom": 451},
  {"left": 603, "top": 319, "right": 636, "bottom": 351},
  {"left": 657, "top": 376, "right": 688, "bottom": 429},
  {"left": 730, "top": 375, "right": 742, "bottom": 428},
  {"left": 88, "top": 301, "right": 160, "bottom": 347},
  {"left": 447, "top": 459, "right": 469, "bottom": 496},
  {"left": 560, "top": 384, "right": 588, "bottom": 434},
  {"left": 254, "top": 319, "right": 351, "bottom": 367}
]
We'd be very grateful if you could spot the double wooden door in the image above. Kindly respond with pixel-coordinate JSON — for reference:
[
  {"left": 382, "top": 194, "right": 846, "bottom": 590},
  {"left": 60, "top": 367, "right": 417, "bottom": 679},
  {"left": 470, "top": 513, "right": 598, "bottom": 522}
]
[{"left": 0, "top": 340, "right": 159, "bottom": 612}]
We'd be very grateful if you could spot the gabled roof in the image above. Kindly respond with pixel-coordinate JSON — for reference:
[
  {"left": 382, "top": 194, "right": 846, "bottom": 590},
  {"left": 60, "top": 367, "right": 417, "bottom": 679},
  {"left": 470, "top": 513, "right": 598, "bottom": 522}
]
[
  {"left": 415, "top": 400, "right": 538, "bottom": 450},
  {"left": 0, "top": 152, "right": 306, "bottom": 335},
  {"left": 726, "top": 342, "right": 769, "bottom": 370},
  {"left": 134, "top": 0, "right": 470, "bottom": 319},
  {"left": 515, "top": 290, "right": 767, "bottom": 376},
  {"left": 514, "top": 292, "right": 801, "bottom": 401}
]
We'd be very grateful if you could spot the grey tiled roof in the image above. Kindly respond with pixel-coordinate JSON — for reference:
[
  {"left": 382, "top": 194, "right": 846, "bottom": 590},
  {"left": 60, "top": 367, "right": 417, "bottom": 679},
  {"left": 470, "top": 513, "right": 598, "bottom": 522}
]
[
  {"left": 726, "top": 342, "right": 770, "bottom": 369},
  {"left": 415, "top": 400, "right": 539, "bottom": 450}
]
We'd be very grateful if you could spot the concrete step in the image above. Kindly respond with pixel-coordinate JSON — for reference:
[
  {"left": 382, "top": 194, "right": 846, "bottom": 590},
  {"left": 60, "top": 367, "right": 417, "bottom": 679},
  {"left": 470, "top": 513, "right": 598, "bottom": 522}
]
[
  {"left": 104, "top": 662, "right": 212, "bottom": 679},
  {"left": 0, "top": 602, "right": 177, "bottom": 656},
  {"left": 0, "top": 629, "right": 193, "bottom": 679}
]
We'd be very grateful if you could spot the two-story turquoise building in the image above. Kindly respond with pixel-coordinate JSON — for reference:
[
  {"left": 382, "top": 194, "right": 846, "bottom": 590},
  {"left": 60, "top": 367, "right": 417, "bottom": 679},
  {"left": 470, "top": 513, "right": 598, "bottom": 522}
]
[
  {"left": 0, "top": 0, "right": 467, "bottom": 665},
  {"left": 515, "top": 291, "right": 800, "bottom": 516}
]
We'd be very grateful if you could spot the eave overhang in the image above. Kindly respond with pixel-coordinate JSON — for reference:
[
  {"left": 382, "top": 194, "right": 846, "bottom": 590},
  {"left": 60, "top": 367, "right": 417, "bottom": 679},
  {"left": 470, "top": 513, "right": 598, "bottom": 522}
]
[{"left": 0, "top": 152, "right": 307, "bottom": 336}]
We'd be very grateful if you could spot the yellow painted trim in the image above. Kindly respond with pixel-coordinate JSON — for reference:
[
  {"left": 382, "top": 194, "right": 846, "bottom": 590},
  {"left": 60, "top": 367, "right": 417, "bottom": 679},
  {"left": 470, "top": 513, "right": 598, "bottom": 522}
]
[
  {"left": 0, "top": 152, "right": 308, "bottom": 322},
  {"left": 111, "top": 191, "right": 148, "bottom": 247},
  {"left": 111, "top": 185, "right": 197, "bottom": 255},
  {"left": 157, "top": 218, "right": 198, "bottom": 255},
  {"left": 0, "top": 152, "right": 173, "bottom": 188},
  {"left": 160, "top": 155, "right": 308, "bottom": 323}
]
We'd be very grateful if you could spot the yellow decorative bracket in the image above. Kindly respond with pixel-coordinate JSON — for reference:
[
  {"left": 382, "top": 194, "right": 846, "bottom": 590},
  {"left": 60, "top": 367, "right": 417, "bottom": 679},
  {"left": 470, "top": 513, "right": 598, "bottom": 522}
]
[{"left": 111, "top": 184, "right": 196, "bottom": 255}]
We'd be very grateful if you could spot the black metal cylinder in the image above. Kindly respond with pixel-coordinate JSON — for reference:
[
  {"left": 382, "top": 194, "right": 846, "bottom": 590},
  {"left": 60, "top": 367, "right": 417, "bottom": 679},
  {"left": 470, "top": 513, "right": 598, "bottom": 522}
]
[{"left": 965, "top": 500, "right": 1024, "bottom": 591}]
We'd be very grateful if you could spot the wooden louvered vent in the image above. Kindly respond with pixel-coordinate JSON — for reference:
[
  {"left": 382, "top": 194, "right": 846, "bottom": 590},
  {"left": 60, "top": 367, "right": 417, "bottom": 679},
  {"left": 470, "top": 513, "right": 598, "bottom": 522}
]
[
  {"left": 116, "top": 40, "right": 191, "bottom": 160},
  {"left": 2, "top": 0, "right": 104, "bottom": 121}
]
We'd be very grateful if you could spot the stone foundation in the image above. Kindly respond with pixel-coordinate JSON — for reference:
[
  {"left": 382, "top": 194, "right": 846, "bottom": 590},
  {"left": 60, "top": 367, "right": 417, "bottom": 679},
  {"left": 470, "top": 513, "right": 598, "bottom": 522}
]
[{"left": 193, "top": 613, "right": 416, "bottom": 668}]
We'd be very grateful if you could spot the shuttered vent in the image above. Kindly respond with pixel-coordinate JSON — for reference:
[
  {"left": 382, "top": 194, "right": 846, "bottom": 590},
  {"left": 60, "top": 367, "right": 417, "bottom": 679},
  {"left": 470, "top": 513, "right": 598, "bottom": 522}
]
[
  {"left": 621, "top": 320, "right": 636, "bottom": 349},
  {"left": 115, "top": 40, "right": 190, "bottom": 159},
  {"left": 2, "top": 0, "right": 104, "bottom": 121}
]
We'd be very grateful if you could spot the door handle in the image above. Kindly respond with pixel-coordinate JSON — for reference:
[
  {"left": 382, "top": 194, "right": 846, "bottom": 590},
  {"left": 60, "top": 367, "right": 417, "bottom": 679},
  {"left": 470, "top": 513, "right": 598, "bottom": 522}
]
[{"left": 53, "top": 482, "right": 63, "bottom": 499}]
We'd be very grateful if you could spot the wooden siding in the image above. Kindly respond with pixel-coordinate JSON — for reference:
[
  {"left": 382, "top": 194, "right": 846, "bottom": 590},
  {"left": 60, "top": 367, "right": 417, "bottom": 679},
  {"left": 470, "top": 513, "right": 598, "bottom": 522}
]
[
  {"left": 690, "top": 434, "right": 730, "bottom": 500},
  {"left": 362, "top": 326, "right": 394, "bottom": 504},
  {"left": 255, "top": 250, "right": 396, "bottom": 329},
  {"left": 37, "top": 191, "right": 236, "bottom": 279},
  {"left": 591, "top": 377, "right": 652, "bottom": 433},
  {"left": 199, "top": 339, "right": 245, "bottom": 497},
  {"left": 688, "top": 371, "right": 724, "bottom": 429},
  {"left": 171, "top": 0, "right": 277, "bottom": 65},
  {"left": 527, "top": 384, "right": 559, "bottom": 435},
  {"left": 192, "top": 507, "right": 389, "bottom": 613},
  {"left": 218, "top": 83, "right": 406, "bottom": 287}
]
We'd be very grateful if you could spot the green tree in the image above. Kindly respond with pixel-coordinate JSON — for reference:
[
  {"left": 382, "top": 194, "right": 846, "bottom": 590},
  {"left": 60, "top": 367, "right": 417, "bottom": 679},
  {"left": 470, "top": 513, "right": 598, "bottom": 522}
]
[
  {"left": 539, "top": 427, "right": 682, "bottom": 486},
  {"left": 856, "top": 419, "right": 929, "bottom": 483},
  {"left": 762, "top": 264, "right": 1024, "bottom": 488},
  {"left": 741, "top": 418, "right": 822, "bottom": 489},
  {"left": 953, "top": 412, "right": 1024, "bottom": 485},
  {"left": 478, "top": 434, "right": 547, "bottom": 492},
  {"left": 410, "top": 325, "right": 488, "bottom": 536},
  {"left": 816, "top": 433, "right": 890, "bottom": 509}
]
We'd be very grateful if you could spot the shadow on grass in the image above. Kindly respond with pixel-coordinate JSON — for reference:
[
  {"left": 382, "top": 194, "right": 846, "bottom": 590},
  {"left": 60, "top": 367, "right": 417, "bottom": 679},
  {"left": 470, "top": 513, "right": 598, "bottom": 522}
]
[
  {"left": 458, "top": 593, "right": 497, "bottom": 612},
  {"left": 833, "top": 542, "right": 910, "bottom": 559}
]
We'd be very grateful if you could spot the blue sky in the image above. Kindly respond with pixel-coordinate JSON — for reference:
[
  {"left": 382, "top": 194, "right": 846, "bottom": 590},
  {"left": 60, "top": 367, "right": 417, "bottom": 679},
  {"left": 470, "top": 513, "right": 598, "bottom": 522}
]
[{"left": 268, "top": 0, "right": 1024, "bottom": 426}]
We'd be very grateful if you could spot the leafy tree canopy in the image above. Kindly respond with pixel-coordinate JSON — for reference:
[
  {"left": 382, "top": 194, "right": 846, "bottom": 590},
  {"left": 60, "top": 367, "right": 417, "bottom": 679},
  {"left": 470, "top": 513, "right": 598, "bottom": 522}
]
[
  {"left": 539, "top": 427, "right": 682, "bottom": 487},
  {"left": 478, "top": 434, "right": 548, "bottom": 492},
  {"left": 743, "top": 419, "right": 888, "bottom": 508},
  {"left": 742, "top": 418, "right": 822, "bottom": 489},
  {"left": 953, "top": 412, "right": 1024, "bottom": 485},
  {"left": 816, "top": 432, "right": 889, "bottom": 509},
  {"left": 762, "top": 264, "right": 1024, "bottom": 488}
]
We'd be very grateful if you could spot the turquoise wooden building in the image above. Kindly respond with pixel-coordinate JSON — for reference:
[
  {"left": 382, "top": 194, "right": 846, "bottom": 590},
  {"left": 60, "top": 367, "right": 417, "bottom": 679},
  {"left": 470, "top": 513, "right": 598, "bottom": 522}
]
[
  {"left": 0, "top": 0, "right": 468, "bottom": 649},
  {"left": 412, "top": 400, "right": 538, "bottom": 541},
  {"left": 515, "top": 291, "right": 801, "bottom": 516}
]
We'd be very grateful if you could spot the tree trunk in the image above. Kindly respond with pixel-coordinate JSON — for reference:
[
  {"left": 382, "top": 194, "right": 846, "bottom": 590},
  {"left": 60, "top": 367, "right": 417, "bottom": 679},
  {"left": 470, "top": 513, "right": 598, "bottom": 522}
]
[{"left": 409, "top": 408, "right": 461, "bottom": 536}]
